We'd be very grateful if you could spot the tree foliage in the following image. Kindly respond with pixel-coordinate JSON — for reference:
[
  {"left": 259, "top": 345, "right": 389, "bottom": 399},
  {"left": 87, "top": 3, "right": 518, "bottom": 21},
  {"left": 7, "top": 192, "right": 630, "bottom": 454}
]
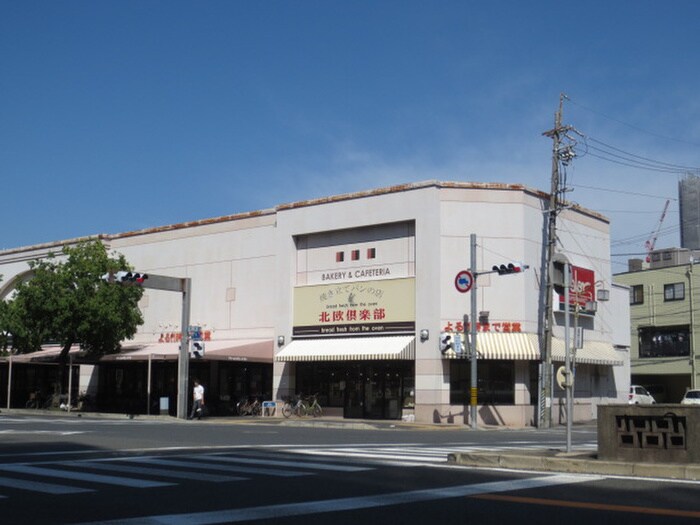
[{"left": 1, "top": 240, "right": 144, "bottom": 361}]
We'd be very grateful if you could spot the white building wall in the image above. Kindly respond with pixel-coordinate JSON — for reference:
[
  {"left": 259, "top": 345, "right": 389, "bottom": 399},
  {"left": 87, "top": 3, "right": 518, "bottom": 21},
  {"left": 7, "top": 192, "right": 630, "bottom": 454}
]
[
  {"left": 107, "top": 213, "right": 278, "bottom": 343},
  {"left": 0, "top": 181, "right": 629, "bottom": 426}
]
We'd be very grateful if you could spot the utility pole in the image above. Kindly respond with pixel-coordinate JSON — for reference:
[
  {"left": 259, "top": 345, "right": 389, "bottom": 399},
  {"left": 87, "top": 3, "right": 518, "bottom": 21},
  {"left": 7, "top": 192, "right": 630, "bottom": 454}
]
[{"left": 540, "top": 93, "right": 571, "bottom": 428}]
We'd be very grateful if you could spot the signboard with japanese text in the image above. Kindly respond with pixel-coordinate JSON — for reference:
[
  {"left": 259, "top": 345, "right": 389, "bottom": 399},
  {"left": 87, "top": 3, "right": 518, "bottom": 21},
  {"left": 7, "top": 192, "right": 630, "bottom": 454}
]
[
  {"left": 442, "top": 319, "right": 523, "bottom": 334},
  {"left": 293, "top": 277, "right": 415, "bottom": 337},
  {"left": 558, "top": 265, "right": 596, "bottom": 314}
]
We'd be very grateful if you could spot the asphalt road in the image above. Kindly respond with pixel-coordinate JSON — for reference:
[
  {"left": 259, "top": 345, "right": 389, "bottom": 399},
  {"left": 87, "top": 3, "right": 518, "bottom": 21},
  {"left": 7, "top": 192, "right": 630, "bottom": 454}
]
[{"left": 0, "top": 414, "right": 698, "bottom": 524}]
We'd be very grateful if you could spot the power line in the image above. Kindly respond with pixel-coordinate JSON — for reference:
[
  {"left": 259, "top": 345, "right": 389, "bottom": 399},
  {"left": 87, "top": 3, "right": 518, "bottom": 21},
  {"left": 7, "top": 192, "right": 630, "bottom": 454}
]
[
  {"left": 586, "top": 137, "right": 700, "bottom": 172},
  {"left": 566, "top": 96, "right": 700, "bottom": 148},
  {"left": 570, "top": 184, "right": 677, "bottom": 200}
]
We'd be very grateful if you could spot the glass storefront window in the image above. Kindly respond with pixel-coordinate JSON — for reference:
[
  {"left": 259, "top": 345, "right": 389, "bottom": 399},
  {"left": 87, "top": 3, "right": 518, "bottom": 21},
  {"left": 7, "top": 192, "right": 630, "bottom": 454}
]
[
  {"left": 450, "top": 360, "right": 515, "bottom": 405},
  {"left": 296, "top": 361, "right": 414, "bottom": 419},
  {"left": 639, "top": 326, "right": 690, "bottom": 358}
]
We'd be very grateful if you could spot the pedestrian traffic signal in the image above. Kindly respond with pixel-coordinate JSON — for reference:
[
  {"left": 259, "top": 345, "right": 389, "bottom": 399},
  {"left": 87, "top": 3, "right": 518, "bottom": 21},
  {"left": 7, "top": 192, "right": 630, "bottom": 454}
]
[
  {"left": 492, "top": 262, "right": 529, "bottom": 275},
  {"left": 453, "top": 332, "right": 463, "bottom": 354},
  {"left": 190, "top": 341, "right": 205, "bottom": 359},
  {"left": 439, "top": 332, "right": 453, "bottom": 354}
]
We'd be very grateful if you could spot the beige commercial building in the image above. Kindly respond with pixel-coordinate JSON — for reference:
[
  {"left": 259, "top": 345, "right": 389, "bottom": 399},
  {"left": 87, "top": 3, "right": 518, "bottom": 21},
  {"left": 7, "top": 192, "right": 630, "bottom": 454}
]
[{"left": 0, "top": 181, "right": 629, "bottom": 425}]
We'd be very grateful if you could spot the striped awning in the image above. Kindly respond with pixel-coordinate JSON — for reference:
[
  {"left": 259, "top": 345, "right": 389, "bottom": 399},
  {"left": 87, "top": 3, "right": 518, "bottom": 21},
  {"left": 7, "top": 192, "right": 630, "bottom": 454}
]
[
  {"left": 551, "top": 338, "right": 624, "bottom": 366},
  {"left": 443, "top": 332, "right": 624, "bottom": 366},
  {"left": 275, "top": 336, "right": 416, "bottom": 362},
  {"left": 442, "top": 332, "right": 540, "bottom": 360}
]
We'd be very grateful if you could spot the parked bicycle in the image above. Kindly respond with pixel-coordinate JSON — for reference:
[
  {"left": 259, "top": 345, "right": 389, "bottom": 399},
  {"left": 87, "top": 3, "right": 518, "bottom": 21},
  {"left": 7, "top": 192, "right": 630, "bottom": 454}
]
[
  {"left": 25, "top": 390, "right": 43, "bottom": 409},
  {"left": 236, "top": 397, "right": 262, "bottom": 416},
  {"left": 306, "top": 393, "right": 322, "bottom": 418},
  {"left": 282, "top": 393, "right": 322, "bottom": 418}
]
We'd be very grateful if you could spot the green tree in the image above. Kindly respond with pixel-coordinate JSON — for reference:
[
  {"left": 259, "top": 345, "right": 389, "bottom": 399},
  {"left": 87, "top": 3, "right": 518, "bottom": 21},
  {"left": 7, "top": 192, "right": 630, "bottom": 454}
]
[{"left": 2, "top": 240, "right": 144, "bottom": 366}]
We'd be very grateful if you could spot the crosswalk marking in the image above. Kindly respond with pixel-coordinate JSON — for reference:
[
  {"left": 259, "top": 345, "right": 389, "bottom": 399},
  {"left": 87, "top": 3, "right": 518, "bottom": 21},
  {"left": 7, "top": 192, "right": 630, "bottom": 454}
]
[
  {"left": 0, "top": 450, "right": 372, "bottom": 500},
  {"left": 134, "top": 457, "right": 313, "bottom": 478},
  {"left": 0, "top": 443, "right": 598, "bottom": 501},
  {"left": 204, "top": 453, "right": 373, "bottom": 472},
  {"left": 59, "top": 460, "right": 247, "bottom": 482},
  {"left": 293, "top": 447, "right": 444, "bottom": 463},
  {"left": 0, "top": 475, "right": 94, "bottom": 494},
  {"left": 284, "top": 442, "right": 598, "bottom": 465},
  {"left": 0, "top": 464, "right": 174, "bottom": 488}
]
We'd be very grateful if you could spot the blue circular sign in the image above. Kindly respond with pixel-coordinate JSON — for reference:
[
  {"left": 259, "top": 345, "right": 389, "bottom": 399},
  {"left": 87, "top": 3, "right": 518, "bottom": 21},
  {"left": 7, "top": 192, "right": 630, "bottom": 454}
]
[{"left": 454, "top": 270, "right": 473, "bottom": 293}]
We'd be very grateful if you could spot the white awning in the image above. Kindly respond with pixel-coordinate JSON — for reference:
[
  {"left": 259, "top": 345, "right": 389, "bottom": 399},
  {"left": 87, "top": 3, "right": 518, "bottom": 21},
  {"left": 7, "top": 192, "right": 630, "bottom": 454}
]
[
  {"left": 275, "top": 336, "right": 416, "bottom": 362},
  {"left": 552, "top": 338, "right": 624, "bottom": 366},
  {"left": 443, "top": 333, "right": 624, "bottom": 366}
]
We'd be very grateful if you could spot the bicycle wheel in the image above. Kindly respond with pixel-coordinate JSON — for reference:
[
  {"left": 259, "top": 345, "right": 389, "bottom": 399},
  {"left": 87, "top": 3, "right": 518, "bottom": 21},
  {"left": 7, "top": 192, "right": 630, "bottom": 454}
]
[
  {"left": 298, "top": 402, "right": 309, "bottom": 417},
  {"left": 311, "top": 403, "right": 322, "bottom": 418},
  {"left": 282, "top": 404, "right": 293, "bottom": 418}
]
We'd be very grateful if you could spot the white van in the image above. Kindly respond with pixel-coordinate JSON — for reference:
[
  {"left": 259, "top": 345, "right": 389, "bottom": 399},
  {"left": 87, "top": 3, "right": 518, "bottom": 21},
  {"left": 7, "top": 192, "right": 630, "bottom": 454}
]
[{"left": 628, "top": 385, "right": 655, "bottom": 405}]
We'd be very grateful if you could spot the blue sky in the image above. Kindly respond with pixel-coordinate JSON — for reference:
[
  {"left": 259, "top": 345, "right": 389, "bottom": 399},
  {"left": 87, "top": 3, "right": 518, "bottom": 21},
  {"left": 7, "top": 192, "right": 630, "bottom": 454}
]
[{"left": 2, "top": 1, "right": 699, "bottom": 272}]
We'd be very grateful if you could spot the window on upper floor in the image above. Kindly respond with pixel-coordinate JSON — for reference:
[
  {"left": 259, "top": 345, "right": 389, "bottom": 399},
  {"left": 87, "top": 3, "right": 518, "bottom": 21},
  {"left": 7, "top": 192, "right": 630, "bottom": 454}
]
[
  {"left": 664, "top": 282, "right": 685, "bottom": 301},
  {"left": 351, "top": 249, "right": 360, "bottom": 261},
  {"left": 630, "top": 285, "right": 644, "bottom": 305},
  {"left": 367, "top": 247, "right": 376, "bottom": 259},
  {"left": 638, "top": 326, "right": 690, "bottom": 358},
  {"left": 336, "top": 251, "right": 344, "bottom": 262}
]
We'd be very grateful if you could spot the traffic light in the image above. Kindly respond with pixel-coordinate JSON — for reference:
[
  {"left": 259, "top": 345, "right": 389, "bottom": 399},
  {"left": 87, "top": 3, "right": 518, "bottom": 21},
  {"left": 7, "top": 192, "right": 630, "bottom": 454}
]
[
  {"left": 492, "top": 262, "right": 529, "bottom": 275},
  {"left": 190, "top": 341, "right": 205, "bottom": 359},
  {"left": 101, "top": 271, "right": 149, "bottom": 285},
  {"left": 439, "top": 332, "right": 453, "bottom": 354},
  {"left": 116, "top": 271, "right": 148, "bottom": 284}
]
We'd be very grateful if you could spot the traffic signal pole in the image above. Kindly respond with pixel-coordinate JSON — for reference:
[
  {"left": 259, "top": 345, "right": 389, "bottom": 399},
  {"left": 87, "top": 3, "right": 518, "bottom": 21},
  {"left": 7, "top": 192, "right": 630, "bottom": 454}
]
[
  {"left": 102, "top": 271, "right": 192, "bottom": 419},
  {"left": 469, "top": 234, "right": 478, "bottom": 430},
  {"left": 141, "top": 274, "right": 192, "bottom": 420},
  {"left": 466, "top": 235, "right": 530, "bottom": 430}
]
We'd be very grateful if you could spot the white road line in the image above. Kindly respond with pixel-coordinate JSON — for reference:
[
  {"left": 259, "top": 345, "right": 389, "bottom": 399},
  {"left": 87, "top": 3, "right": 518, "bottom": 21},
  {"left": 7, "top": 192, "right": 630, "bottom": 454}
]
[
  {"left": 289, "top": 444, "right": 598, "bottom": 464},
  {"left": 135, "top": 457, "right": 312, "bottom": 478},
  {"left": 0, "top": 475, "right": 94, "bottom": 494},
  {"left": 73, "top": 473, "right": 600, "bottom": 525},
  {"left": 0, "top": 464, "right": 174, "bottom": 488},
  {"left": 205, "top": 453, "right": 373, "bottom": 472},
  {"left": 58, "top": 461, "right": 247, "bottom": 482},
  {"left": 0, "top": 429, "right": 86, "bottom": 436}
]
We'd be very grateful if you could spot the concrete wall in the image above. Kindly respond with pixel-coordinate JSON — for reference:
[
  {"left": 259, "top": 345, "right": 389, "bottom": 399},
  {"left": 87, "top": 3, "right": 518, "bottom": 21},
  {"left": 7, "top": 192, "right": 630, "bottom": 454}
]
[{"left": 599, "top": 404, "right": 700, "bottom": 463}]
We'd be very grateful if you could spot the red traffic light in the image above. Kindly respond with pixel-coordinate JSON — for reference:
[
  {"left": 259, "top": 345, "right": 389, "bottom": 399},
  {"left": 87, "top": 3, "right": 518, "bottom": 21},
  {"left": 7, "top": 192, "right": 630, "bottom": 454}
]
[
  {"left": 492, "top": 262, "right": 528, "bottom": 275},
  {"left": 113, "top": 271, "right": 149, "bottom": 285}
]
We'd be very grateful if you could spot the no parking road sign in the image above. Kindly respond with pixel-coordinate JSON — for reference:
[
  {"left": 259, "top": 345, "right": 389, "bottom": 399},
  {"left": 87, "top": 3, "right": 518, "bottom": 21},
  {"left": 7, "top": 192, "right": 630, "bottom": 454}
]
[{"left": 454, "top": 270, "right": 474, "bottom": 293}]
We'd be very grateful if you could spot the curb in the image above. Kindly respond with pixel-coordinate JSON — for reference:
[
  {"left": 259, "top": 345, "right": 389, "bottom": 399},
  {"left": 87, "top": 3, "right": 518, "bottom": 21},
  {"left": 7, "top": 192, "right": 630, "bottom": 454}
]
[
  {"left": 0, "top": 409, "right": 450, "bottom": 430},
  {"left": 448, "top": 451, "right": 700, "bottom": 481}
]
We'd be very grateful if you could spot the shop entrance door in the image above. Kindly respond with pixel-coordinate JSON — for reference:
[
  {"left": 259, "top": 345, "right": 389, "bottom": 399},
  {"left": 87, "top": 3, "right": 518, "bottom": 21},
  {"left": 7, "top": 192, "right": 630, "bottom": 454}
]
[
  {"left": 343, "top": 364, "right": 403, "bottom": 420},
  {"left": 343, "top": 366, "right": 364, "bottom": 419},
  {"left": 364, "top": 366, "right": 402, "bottom": 419}
]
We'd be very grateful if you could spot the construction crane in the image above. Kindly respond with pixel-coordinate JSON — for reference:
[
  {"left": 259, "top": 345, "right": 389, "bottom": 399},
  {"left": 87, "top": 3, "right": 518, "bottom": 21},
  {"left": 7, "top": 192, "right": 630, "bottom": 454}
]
[{"left": 645, "top": 199, "right": 671, "bottom": 262}]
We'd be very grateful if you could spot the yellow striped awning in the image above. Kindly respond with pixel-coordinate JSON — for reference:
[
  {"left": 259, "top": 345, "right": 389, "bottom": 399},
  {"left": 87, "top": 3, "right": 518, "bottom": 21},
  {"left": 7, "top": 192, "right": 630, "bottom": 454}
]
[
  {"left": 442, "top": 332, "right": 540, "bottom": 360},
  {"left": 275, "top": 336, "right": 416, "bottom": 362},
  {"left": 443, "top": 333, "right": 624, "bottom": 366}
]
